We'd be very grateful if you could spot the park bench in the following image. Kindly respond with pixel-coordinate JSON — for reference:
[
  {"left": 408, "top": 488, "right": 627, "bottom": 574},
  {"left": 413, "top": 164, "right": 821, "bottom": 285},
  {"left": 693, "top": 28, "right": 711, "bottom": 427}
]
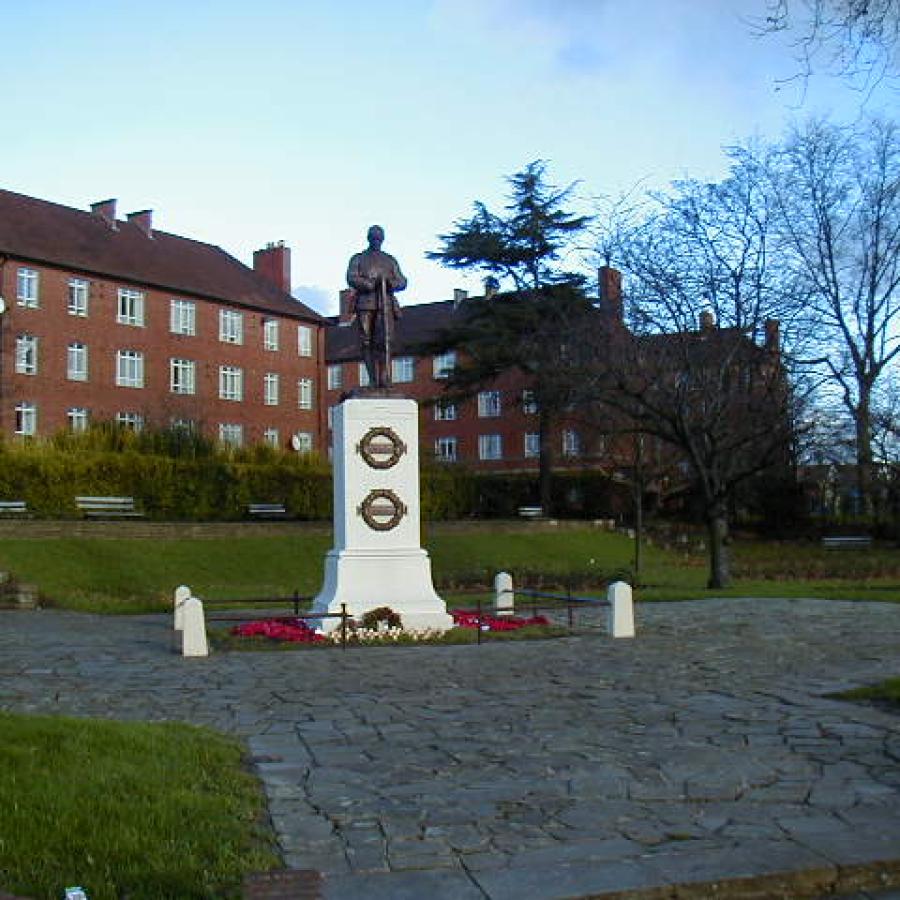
[
  {"left": 0, "top": 500, "right": 28, "bottom": 516},
  {"left": 247, "top": 502, "right": 289, "bottom": 519},
  {"left": 517, "top": 506, "right": 544, "bottom": 519},
  {"left": 821, "top": 535, "right": 872, "bottom": 551},
  {"left": 75, "top": 496, "right": 144, "bottom": 519}
]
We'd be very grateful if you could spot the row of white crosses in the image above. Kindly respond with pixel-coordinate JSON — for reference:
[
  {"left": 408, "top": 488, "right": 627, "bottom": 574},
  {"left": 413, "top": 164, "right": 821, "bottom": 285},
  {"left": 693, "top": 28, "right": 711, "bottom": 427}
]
[
  {"left": 173, "top": 585, "right": 208, "bottom": 656},
  {"left": 493, "top": 572, "right": 635, "bottom": 638}
]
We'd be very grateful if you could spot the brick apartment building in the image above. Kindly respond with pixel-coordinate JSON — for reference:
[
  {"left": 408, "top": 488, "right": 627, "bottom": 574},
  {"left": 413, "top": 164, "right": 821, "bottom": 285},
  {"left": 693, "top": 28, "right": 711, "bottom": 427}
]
[{"left": 0, "top": 189, "right": 325, "bottom": 450}]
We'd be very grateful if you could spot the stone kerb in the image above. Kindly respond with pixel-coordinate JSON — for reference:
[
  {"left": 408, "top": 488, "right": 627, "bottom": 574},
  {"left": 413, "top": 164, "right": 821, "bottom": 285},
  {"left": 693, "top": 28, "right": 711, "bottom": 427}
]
[
  {"left": 173, "top": 584, "right": 191, "bottom": 632},
  {"left": 607, "top": 580, "right": 635, "bottom": 638},
  {"left": 180, "top": 596, "right": 209, "bottom": 657}
]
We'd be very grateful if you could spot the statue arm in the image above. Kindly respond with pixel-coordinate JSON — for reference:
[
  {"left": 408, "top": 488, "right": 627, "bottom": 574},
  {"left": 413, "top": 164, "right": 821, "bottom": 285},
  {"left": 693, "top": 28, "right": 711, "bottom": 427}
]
[
  {"left": 347, "top": 255, "right": 375, "bottom": 293},
  {"left": 390, "top": 260, "right": 407, "bottom": 293}
]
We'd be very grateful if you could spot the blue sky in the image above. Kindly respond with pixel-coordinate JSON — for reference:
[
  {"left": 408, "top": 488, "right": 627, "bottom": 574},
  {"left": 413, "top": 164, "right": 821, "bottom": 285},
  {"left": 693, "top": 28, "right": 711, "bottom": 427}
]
[{"left": 3, "top": 0, "right": 894, "bottom": 313}]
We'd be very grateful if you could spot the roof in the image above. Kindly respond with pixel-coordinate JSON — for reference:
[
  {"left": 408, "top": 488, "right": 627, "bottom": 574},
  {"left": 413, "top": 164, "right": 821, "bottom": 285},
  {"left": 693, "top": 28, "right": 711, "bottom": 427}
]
[
  {"left": 0, "top": 188, "right": 323, "bottom": 323},
  {"left": 326, "top": 298, "right": 465, "bottom": 362}
]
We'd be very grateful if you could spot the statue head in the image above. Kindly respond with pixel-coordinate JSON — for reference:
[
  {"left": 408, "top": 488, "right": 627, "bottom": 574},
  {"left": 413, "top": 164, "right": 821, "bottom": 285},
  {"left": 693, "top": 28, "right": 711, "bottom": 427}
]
[{"left": 367, "top": 225, "right": 385, "bottom": 250}]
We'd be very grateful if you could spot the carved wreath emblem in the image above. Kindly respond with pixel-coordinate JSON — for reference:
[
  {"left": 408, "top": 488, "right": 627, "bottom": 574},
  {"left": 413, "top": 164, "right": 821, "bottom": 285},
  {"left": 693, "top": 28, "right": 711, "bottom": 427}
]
[
  {"left": 358, "top": 489, "right": 407, "bottom": 531},
  {"left": 357, "top": 426, "right": 406, "bottom": 469}
]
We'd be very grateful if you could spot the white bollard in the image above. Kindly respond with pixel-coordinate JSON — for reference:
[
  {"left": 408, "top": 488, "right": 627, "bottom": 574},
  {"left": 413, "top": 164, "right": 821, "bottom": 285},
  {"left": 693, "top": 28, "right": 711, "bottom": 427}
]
[
  {"left": 181, "top": 596, "right": 209, "bottom": 657},
  {"left": 606, "top": 581, "right": 635, "bottom": 638},
  {"left": 494, "top": 571, "right": 514, "bottom": 616},
  {"left": 173, "top": 585, "right": 191, "bottom": 632}
]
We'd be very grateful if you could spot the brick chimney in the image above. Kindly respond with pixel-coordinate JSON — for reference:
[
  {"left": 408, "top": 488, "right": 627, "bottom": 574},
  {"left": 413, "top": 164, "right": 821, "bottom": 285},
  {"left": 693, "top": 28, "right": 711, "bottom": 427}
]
[
  {"left": 453, "top": 288, "right": 468, "bottom": 308},
  {"left": 253, "top": 241, "right": 291, "bottom": 294},
  {"left": 127, "top": 209, "right": 153, "bottom": 238},
  {"left": 598, "top": 266, "right": 622, "bottom": 320},
  {"left": 764, "top": 318, "right": 780, "bottom": 351},
  {"left": 339, "top": 289, "right": 356, "bottom": 324},
  {"left": 90, "top": 198, "right": 117, "bottom": 228}
]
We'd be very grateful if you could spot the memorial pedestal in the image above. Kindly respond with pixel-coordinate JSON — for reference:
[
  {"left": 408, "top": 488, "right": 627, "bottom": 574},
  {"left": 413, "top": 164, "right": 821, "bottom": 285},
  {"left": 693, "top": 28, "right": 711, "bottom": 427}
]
[{"left": 311, "top": 397, "right": 452, "bottom": 633}]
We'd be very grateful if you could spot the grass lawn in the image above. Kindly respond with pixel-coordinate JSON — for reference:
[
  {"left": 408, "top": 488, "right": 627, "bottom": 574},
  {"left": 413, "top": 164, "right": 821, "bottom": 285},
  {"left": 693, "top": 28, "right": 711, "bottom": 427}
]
[
  {"left": 830, "top": 676, "right": 900, "bottom": 710},
  {"left": 0, "top": 524, "right": 897, "bottom": 613},
  {"left": 0, "top": 712, "right": 278, "bottom": 899}
]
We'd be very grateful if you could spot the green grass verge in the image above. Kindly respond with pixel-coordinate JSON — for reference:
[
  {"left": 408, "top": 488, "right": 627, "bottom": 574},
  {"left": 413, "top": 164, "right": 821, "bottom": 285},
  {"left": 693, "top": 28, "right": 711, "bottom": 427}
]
[
  {"left": 0, "top": 526, "right": 897, "bottom": 613},
  {"left": 830, "top": 677, "right": 900, "bottom": 709},
  {"left": 0, "top": 712, "right": 278, "bottom": 900}
]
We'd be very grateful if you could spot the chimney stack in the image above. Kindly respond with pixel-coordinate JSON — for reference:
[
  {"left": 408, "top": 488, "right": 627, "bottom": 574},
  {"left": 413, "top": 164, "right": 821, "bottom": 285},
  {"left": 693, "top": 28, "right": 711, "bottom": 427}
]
[
  {"left": 453, "top": 288, "right": 468, "bottom": 307},
  {"left": 598, "top": 266, "right": 623, "bottom": 320},
  {"left": 127, "top": 209, "right": 153, "bottom": 238},
  {"left": 253, "top": 241, "right": 292, "bottom": 294},
  {"left": 339, "top": 289, "right": 356, "bottom": 324},
  {"left": 90, "top": 198, "right": 117, "bottom": 228}
]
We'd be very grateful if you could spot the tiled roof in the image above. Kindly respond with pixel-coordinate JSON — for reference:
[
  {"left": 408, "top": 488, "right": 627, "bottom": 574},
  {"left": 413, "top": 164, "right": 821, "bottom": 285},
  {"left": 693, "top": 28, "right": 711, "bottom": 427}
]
[{"left": 0, "top": 188, "right": 323, "bottom": 323}]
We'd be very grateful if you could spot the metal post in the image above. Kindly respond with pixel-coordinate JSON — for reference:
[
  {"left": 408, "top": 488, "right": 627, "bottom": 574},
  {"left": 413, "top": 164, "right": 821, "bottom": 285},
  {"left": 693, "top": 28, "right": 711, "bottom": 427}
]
[
  {"left": 293, "top": 589, "right": 299, "bottom": 615},
  {"left": 340, "top": 603, "right": 348, "bottom": 651},
  {"left": 476, "top": 595, "right": 482, "bottom": 645}
]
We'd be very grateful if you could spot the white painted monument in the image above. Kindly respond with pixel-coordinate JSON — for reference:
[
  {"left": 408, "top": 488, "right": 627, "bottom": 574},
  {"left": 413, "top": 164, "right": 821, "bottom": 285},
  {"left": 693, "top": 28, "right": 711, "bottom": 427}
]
[{"left": 311, "top": 396, "right": 453, "bottom": 633}]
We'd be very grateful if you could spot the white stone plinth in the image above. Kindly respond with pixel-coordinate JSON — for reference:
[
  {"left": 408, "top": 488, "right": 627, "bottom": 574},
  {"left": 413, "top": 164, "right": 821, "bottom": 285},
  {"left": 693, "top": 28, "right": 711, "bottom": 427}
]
[
  {"left": 606, "top": 581, "right": 635, "bottom": 638},
  {"left": 181, "top": 596, "right": 209, "bottom": 656},
  {"left": 494, "top": 571, "right": 514, "bottom": 616},
  {"left": 311, "top": 397, "right": 452, "bottom": 633},
  {"left": 173, "top": 584, "right": 190, "bottom": 632}
]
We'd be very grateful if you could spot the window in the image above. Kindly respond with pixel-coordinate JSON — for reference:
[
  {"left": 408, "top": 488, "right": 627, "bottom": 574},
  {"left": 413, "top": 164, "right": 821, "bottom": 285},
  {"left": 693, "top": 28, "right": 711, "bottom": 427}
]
[
  {"left": 116, "top": 350, "right": 144, "bottom": 388},
  {"left": 170, "top": 358, "right": 196, "bottom": 395},
  {"left": 170, "top": 299, "right": 196, "bottom": 335},
  {"left": 264, "top": 372, "right": 279, "bottom": 406},
  {"left": 15, "top": 335, "right": 38, "bottom": 375},
  {"left": 171, "top": 418, "right": 196, "bottom": 432},
  {"left": 219, "top": 309, "right": 243, "bottom": 344},
  {"left": 478, "top": 390, "right": 501, "bottom": 418},
  {"left": 14, "top": 402, "right": 36, "bottom": 435},
  {"left": 68, "top": 279, "right": 89, "bottom": 316},
  {"left": 218, "top": 423, "right": 243, "bottom": 447},
  {"left": 116, "top": 411, "right": 144, "bottom": 431},
  {"left": 435, "top": 436, "right": 458, "bottom": 462},
  {"left": 524, "top": 432, "right": 540, "bottom": 458},
  {"left": 479, "top": 434, "right": 503, "bottom": 460},
  {"left": 358, "top": 363, "right": 370, "bottom": 388},
  {"left": 16, "top": 268, "right": 39, "bottom": 307},
  {"left": 562, "top": 429, "right": 581, "bottom": 457},
  {"left": 117, "top": 288, "right": 145, "bottom": 326},
  {"left": 434, "top": 399, "right": 457, "bottom": 421},
  {"left": 298, "top": 325, "right": 313, "bottom": 357},
  {"left": 263, "top": 319, "right": 279, "bottom": 351},
  {"left": 67, "top": 342, "right": 88, "bottom": 381},
  {"left": 327, "top": 364, "right": 343, "bottom": 391},
  {"left": 327, "top": 405, "right": 336, "bottom": 430},
  {"left": 392, "top": 356, "right": 415, "bottom": 383},
  {"left": 263, "top": 427, "right": 280, "bottom": 448},
  {"left": 298, "top": 378, "right": 313, "bottom": 410},
  {"left": 219, "top": 365, "right": 243, "bottom": 401},
  {"left": 67, "top": 407, "right": 89, "bottom": 432},
  {"left": 522, "top": 390, "right": 538, "bottom": 414},
  {"left": 293, "top": 431, "right": 313, "bottom": 453},
  {"left": 433, "top": 351, "right": 456, "bottom": 379}
]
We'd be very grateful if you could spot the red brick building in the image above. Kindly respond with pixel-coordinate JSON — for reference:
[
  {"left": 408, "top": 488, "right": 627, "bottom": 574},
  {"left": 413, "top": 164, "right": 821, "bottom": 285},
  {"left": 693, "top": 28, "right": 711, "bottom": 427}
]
[{"left": 0, "top": 189, "right": 325, "bottom": 449}]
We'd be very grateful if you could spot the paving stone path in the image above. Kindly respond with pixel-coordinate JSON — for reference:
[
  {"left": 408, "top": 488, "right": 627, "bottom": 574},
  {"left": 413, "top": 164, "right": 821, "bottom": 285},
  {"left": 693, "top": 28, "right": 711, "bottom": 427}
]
[{"left": 1, "top": 599, "right": 899, "bottom": 899}]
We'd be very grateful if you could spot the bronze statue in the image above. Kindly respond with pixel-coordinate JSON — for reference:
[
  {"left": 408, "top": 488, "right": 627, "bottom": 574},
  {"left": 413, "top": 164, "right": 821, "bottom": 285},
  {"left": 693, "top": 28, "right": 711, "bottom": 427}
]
[{"left": 346, "top": 225, "right": 406, "bottom": 388}]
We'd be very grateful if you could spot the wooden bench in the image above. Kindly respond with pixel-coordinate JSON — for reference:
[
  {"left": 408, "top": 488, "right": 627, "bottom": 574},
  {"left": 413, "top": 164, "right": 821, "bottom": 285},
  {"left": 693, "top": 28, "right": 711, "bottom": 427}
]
[
  {"left": 0, "top": 501, "right": 28, "bottom": 516},
  {"left": 822, "top": 535, "right": 872, "bottom": 551},
  {"left": 76, "top": 496, "right": 144, "bottom": 519},
  {"left": 247, "top": 502, "right": 289, "bottom": 519},
  {"left": 517, "top": 506, "right": 544, "bottom": 519}
]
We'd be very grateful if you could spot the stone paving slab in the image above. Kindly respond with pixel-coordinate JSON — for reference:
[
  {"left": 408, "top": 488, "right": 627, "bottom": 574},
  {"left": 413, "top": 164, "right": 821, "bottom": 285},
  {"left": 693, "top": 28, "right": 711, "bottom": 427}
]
[{"left": 1, "top": 598, "right": 898, "bottom": 899}]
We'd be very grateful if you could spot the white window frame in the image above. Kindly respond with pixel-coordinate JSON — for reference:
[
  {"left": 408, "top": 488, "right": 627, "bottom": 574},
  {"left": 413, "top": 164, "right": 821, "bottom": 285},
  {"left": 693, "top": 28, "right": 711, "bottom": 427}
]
[
  {"left": 264, "top": 372, "right": 280, "bottom": 406},
  {"left": 68, "top": 278, "right": 89, "bottom": 317},
  {"left": 219, "top": 309, "right": 244, "bottom": 345},
  {"left": 478, "top": 390, "right": 501, "bottom": 418},
  {"left": 524, "top": 432, "right": 540, "bottom": 459},
  {"left": 170, "top": 358, "right": 196, "bottom": 395},
  {"left": 263, "top": 318, "right": 280, "bottom": 351},
  {"left": 298, "top": 378, "right": 313, "bottom": 410},
  {"left": 67, "top": 342, "right": 88, "bottom": 382},
  {"left": 219, "top": 423, "right": 243, "bottom": 447},
  {"left": 116, "top": 411, "right": 144, "bottom": 431},
  {"left": 15, "top": 334, "right": 38, "bottom": 375},
  {"left": 16, "top": 268, "right": 39, "bottom": 307},
  {"left": 327, "top": 405, "right": 336, "bottom": 430},
  {"left": 522, "top": 389, "right": 539, "bottom": 414},
  {"left": 435, "top": 436, "right": 458, "bottom": 462},
  {"left": 14, "top": 402, "right": 37, "bottom": 435},
  {"left": 392, "top": 356, "right": 415, "bottom": 384},
  {"left": 479, "top": 434, "right": 503, "bottom": 460},
  {"left": 562, "top": 429, "right": 581, "bottom": 457},
  {"left": 293, "top": 431, "right": 313, "bottom": 453},
  {"left": 117, "top": 288, "right": 145, "bottom": 326},
  {"left": 297, "top": 325, "right": 313, "bottom": 357},
  {"left": 116, "top": 350, "right": 144, "bottom": 388},
  {"left": 327, "top": 364, "right": 343, "bottom": 391},
  {"left": 170, "top": 298, "right": 196, "bottom": 336},
  {"left": 358, "top": 363, "right": 370, "bottom": 388},
  {"left": 433, "top": 351, "right": 456, "bottom": 379},
  {"left": 434, "top": 399, "right": 457, "bottom": 421},
  {"left": 263, "top": 427, "right": 280, "bottom": 448},
  {"left": 67, "top": 407, "right": 89, "bottom": 432},
  {"left": 218, "top": 365, "right": 243, "bottom": 402}
]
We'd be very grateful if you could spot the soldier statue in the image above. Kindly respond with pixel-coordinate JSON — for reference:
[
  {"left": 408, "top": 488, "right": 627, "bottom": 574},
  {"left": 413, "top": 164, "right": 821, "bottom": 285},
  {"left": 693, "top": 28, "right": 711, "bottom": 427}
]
[{"left": 346, "top": 225, "right": 406, "bottom": 388}]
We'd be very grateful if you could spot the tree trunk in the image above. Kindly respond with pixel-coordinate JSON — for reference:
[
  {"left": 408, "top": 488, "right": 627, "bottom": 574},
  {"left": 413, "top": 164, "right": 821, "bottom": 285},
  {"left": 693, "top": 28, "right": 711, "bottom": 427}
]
[
  {"left": 633, "top": 435, "right": 644, "bottom": 580},
  {"left": 855, "top": 388, "right": 875, "bottom": 518},
  {"left": 706, "top": 501, "right": 731, "bottom": 589},
  {"left": 538, "top": 409, "right": 554, "bottom": 516}
]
